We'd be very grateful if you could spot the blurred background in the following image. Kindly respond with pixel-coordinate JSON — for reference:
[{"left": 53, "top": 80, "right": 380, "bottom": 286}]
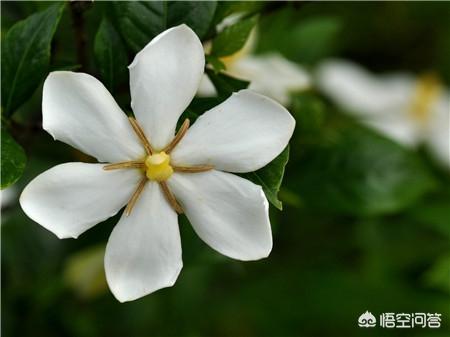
[{"left": 1, "top": 1, "right": 449, "bottom": 336}]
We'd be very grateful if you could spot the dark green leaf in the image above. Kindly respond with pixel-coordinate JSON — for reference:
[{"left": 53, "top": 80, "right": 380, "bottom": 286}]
[
  {"left": 406, "top": 189, "right": 450, "bottom": 238},
  {"left": 94, "top": 18, "right": 128, "bottom": 92},
  {"left": 290, "top": 17, "right": 341, "bottom": 64},
  {"left": 168, "top": 1, "right": 217, "bottom": 39},
  {"left": 258, "top": 11, "right": 341, "bottom": 65},
  {"left": 212, "top": 1, "right": 263, "bottom": 26},
  {"left": 1, "top": 128, "right": 26, "bottom": 188},
  {"left": 291, "top": 91, "right": 326, "bottom": 134},
  {"left": 182, "top": 97, "right": 223, "bottom": 124},
  {"left": 1, "top": 3, "right": 65, "bottom": 116},
  {"left": 206, "top": 68, "right": 249, "bottom": 98},
  {"left": 294, "top": 125, "right": 436, "bottom": 216},
  {"left": 111, "top": 1, "right": 217, "bottom": 53},
  {"left": 243, "top": 146, "right": 290, "bottom": 210},
  {"left": 211, "top": 15, "right": 258, "bottom": 57}
]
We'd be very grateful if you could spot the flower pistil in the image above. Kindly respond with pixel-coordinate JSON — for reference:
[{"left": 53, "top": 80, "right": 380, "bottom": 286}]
[{"left": 103, "top": 117, "right": 213, "bottom": 215}]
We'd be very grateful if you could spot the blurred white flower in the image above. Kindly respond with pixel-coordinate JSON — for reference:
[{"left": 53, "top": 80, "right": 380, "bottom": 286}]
[
  {"left": 1, "top": 186, "right": 18, "bottom": 210},
  {"left": 317, "top": 60, "right": 450, "bottom": 168},
  {"left": 20, "top": 25, "right": 295, "bottom": 302},
  {"left": 198, "top": 29, "right": 310, "bottom": 105},
  {"left": 1, "top": 186, "right": 18, "bottom": 224}
]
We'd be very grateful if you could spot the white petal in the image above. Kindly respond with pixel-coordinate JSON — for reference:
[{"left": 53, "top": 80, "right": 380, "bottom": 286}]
[
  {"left": 168, "top": 171, "right": 272, "bottom": 261},
  {"left": 364, "top": 111, "right": 422, "bottom": 148},
  {"left": 316, "top": 60, "right": 415, "bottom": 117},
  {"left": 105, "top": 182, "right": 182, "bottom": 302},
  {"left": 20, "top": 163, "right": 141, "bottom": 239},
  {"left": 43, "top": 72, "right": 144, "bottom": 163},
  {"left": 228, "top": 53, "right": 311, "bottom": 105},
  {"left": 425, "top": 92, "right": 450, "bottom": 168},
  {"left": 171, "top": 90, "right": 295, "bottom": 173},
  {"left": 129, "top": 25, "right": 205, "bottom": 150},
  {"left": 196, "top": 74, "right": 217, "bottom": 97}
]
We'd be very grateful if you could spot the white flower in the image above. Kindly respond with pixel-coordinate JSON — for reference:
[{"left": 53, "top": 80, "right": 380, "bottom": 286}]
[
  {"left": 198, "top": 28, "right": 310, "bottom": 105},
  {"left": 316, "top": 59, "right": 450, "bottom": 168},
  {"left": 19, "top": 25, "right": 295, "bottom": 302}
]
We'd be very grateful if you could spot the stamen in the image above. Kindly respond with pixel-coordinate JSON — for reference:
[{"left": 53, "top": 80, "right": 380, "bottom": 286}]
[
  {"left": 163, "top": 119, "right": 190, "bottom": 154},
  {"left": 159, "top": 181, "right": 183, "bottom": 214},
  {"left": 173, "top": 165, "right": 214, "bottom": 173},
  {"left": 410, "top": 73, "right": 441, "bottom": 123},
  {"left": 129, "top": 117, "right": 153, "bottom": 155},
  {"left": 124, "top": 177, "right": 147, "bottom": 216},
  {"left": 103, "top": 160, "right": 145, "bottom": 171}
]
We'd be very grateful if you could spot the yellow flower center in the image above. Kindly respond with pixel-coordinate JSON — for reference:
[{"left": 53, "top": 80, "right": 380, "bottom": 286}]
[
  {"left": 145, "top": 151, "right": 173, "bottom": 182},
  {"left": 103, "top": 118, "right": 213, "bottom": 216},
  {"left": 409, "top": 73, "right": 442, "bottom": 124}
]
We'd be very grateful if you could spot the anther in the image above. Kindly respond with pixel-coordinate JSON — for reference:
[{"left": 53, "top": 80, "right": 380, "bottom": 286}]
[
  {"left": 103, "top": 160, "right": 145, "bottom": 171},
  {"left": 163, "top": 119, "right": 190, "bottom": 154},
  {"left": 128, "top": 117, "right": 153, "bottom": 155},
  {"left": 172, "top": 165, "right": 214, "bottom": 173},
  {"left": 159, "top": 181, "right": 183, "bottom": 214},
  {"left": 124, "top": 177, "right": 147, "bottom": 216}
]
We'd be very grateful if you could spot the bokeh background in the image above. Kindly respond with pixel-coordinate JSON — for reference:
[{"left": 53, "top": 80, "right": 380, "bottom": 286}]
[{"left": 1, "top": 1, "right": 449, "bottom": 337}]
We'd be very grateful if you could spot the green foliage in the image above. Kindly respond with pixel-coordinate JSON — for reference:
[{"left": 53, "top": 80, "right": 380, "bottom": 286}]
[
  {"left": 1, "top": 128, "right": 26, "bottom": 189},
  {"left": 258, "top": 9, "right": 341, "bottom": 65},
  {"left": 205, "top": 55, "right": 226, "bottom": 73},
  {"left": 205, "top": 68, "right": 249, "bottom": 98},
  {"left": 94, "top": 18, "right": 127, "bottom": 92},
  {"left": 111, "top": 1, "right": 217, "bottom": 52},
  {"left": 211, "top": 15, "right": 258, "bottom": 57},
  {"left": 295, "top": 124, "right": 436, "bottom": 216},
  {"left": 291, "top": 91, "right": 326, "bottom": 134},
  {"left": 212, "top": 1, "right": 263, "bottom": 26},
  {"left": 1, "top": 3, "right": 65, "bottom": 116},
  {"left": 243, "top": 146, "right": 290, "bottom": 210},
  {"left": 288, "top": 17, "right": 341, "bottom": 64}
]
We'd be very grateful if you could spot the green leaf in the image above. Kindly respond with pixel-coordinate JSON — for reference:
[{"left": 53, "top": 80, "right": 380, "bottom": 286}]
[
  {"left": 423, "top": 254, "right": 450, "bottom": 294},
  {"left": 212, "top": 1, "right": 263, "bottom": 26},
  {"left": 94, "top": 18, "right": 128, "bottom": 92},
  {"left": 1, "top": 3, "right": 65, "bottom": 116},
  {"left": 211, "top": 15, "right": 258, "bottom": 57},
  {"left": 243, "top": 146, "right": 290, "bottom": 210},
  {"left": 182, "top": 97, "right": 222, "bottom": 123},
  {"left": 111, "top": 1, "right": 217, "bottom": 53},
  {"left": 1, "top": 128, "right": 26, "bottom": 189},
  {"left": 258, "top": 11, "right": 341, "bottom": 66},
  {"left": 291, "top": 91, "right": 326, "bottom": 134},
  {"left": 290, "top": 17, "right": 341, "bottom": 64},
  {"left": 206, "top": 68, "right": 249, "bottom": 98},
  {"left": 205, "top": 55, "right": 225, "bottom": 73},
  {"left": 406, "top": 193, "right": 450, "bottom": 238},
  {"left": 295, "top": 124, "right": 436, "bottom": 216}
]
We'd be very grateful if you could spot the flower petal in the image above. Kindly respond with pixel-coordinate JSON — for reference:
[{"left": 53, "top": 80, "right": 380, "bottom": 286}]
[
  {"left": 425, "top": 92, "right": 450, "bottom": 168},
  {"left": 43, "top": 72, "right": 144, "bottom": 163},
  {"left": 168, "top": 170, "right": 272, "bottom": 261},
  {"left": 129, "top": 24, "right": 205, "bottom": 150},
  {"left": 316, "top": 60, "right": 415, "bottom": 117},
  {"left": 364, "top": 112, "right": 422, "bottom": 148},
  {"left": 105, "top": 182, "right": 182, "bottom": 302},
  {"left": 20, "top": 163, "right": 141, "bottom": 239},
  {"left": 228, "top": 53, "right": 311, "bottom": 105},
  {"left": 171, "top": 89, "right": 295, "bottom": 173}
]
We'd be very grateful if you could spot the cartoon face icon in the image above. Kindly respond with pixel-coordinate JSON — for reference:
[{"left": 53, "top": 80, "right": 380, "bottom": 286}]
[{"left": 358, "top": 311, "right": 377, "bottom": 327}]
